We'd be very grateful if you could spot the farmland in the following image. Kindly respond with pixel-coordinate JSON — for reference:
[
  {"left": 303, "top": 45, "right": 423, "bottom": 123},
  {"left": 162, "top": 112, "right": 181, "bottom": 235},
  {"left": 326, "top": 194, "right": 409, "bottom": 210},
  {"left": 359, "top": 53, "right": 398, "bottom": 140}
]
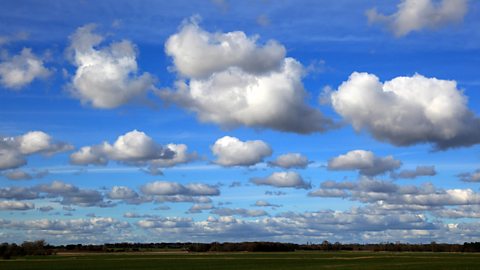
[{"left": 1, "top": 251, "right": 480, "bottom": 270}]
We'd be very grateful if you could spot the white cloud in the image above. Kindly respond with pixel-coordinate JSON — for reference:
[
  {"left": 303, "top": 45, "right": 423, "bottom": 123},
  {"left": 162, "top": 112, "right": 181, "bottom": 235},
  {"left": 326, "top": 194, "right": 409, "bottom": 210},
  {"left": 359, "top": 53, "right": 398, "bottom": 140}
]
[
  {"left": 251, "top": 171, "right": 311, "bottom": 189},
  {"left": 2, "top": 169, "right": 48, "bottom": 180},
  {"left": 70, "top": 130, "right": 195, "bottom": 168},
  {"left": 268, "top": 153, "right": 310, "bottom": 169},
  {"left": 212, "top": 136, "right": 272, "bottom": 167},
  {"left": 0, "top": 48, "right": 51, "bottom": 89},
  {"left": 160, "top": 21, "right": 334, "bottom": 134},
  {"left": 331, "top": 72, "right": 480, "bottom": 149},
  {"left": 141, "top": 181, "right": 220, "bottom": 196},
  {"left": 68, "top": 24, "right": 154, "bottom": 108},
  {"left": 391, "top": 166, "right": 436, "bottom": 179},
  {"left": 165, "top": 19, "right": 285, "bottom": 79},
  {"left": 328, "top": 150, "right": 401, "bottom": 176},
  {"left": 0, "top": 200, "right": 34, "bottom": 210},
  {"left": 366, "top": 0, "right": 468, "bottom": 37},
  {"left": 0, "top": 131, "right": 72, "bottom": 171}
]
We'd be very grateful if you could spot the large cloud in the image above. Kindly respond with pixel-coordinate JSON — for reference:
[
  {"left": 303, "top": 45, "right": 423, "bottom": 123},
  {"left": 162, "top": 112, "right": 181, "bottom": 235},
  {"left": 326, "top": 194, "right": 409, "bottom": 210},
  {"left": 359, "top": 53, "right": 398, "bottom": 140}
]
[
  {"left": 211, "top": 136, "right": 272, "bottom": 167},
  {"left": 331, "top": 72, "right": 480, "bottom": 149},
  {"left": 67, "top": 24, "right": 154, "bottom": 108},
  {"left": 70, "top": 130, "right": 196, "bottom": 168},
  {"left": 366, "top": 0, "right": 468, "bottom": 37},
  {"left": 328, "top": 150, "right": 401, "bottom": 176},
  {"left": 0, "top": 131, "right": 72, "bottom": 171},
  {"left": 160, "top": 21, "right": 334, "bottom": 133},
  {"left": 310, "top": 177, "right": 480, "bottom": 209},
  {"left": 251, "top": 171, "right": 311, "bottom": 189},
  {"left": 0, "top": 48, "right": 51, "bottom": 89}
]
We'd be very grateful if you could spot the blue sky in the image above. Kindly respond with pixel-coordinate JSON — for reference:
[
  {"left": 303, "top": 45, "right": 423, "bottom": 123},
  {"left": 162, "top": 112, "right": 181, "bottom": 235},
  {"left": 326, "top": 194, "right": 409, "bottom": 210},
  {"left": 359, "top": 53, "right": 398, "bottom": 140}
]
[{"left": 1, "top": 0, "right": 480, "bottom": 244}]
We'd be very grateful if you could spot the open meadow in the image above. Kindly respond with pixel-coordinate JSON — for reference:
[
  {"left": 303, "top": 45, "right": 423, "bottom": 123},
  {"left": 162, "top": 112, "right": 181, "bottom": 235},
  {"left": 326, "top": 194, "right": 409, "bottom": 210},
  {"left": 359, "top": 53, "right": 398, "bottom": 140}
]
[{"left": 1, "top": 251, "right": 480, "bottom": 270}]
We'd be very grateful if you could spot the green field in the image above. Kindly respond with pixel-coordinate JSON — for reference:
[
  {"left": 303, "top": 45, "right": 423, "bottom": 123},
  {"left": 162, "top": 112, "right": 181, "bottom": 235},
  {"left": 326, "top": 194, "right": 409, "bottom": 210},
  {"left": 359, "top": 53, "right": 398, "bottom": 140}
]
[{"left": 1, "top": 251, "right": 480, "bottom": 270}]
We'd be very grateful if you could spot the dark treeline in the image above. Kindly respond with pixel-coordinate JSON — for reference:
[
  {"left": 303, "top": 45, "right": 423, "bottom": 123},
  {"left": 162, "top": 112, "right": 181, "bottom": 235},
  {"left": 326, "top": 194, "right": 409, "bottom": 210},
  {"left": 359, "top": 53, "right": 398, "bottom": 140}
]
[
  {"left": 0, "top": 240, "right": 54, "bottom": 259},
  {"left": 2, "top": 240, "right": 480, "bottom": 259}
]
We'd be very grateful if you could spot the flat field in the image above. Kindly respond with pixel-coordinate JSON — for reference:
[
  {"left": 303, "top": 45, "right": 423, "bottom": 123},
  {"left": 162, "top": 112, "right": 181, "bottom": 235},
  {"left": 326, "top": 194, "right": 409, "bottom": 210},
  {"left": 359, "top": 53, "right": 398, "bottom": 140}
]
[{"left": 1, "top": 251, "right": 480, "bottom": 270}]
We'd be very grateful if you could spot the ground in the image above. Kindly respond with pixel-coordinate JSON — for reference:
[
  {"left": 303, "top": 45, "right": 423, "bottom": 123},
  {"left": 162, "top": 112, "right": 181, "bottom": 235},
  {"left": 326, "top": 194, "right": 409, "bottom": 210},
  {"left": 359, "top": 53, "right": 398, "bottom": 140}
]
[{"left": 1, "top": 251, "right": 480, "bottom": 270}]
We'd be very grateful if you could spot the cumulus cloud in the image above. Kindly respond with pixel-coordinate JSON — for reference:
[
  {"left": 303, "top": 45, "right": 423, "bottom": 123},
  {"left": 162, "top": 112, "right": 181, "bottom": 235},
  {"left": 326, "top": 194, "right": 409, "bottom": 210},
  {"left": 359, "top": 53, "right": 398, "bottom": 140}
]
[
  {"left": 457, "top": 169, "right": 480, "bottom": 183},
  {"left": 2, "top": 169, "right": 49, "bottom": 181},
  {"left": 310, "top": 177, "right": 480, "bottom": 209},
  {"left": 254, "top": 200, "right": 281, "bottom": 208},
  {"left": 67, "top": 24, "right": 154, "bottom": 108},
  {"left": 141, "top": 181, "right": 220, "bottom": 197},
  {"left": 391, "top": 165, "right": 436, "bottom": 179},
  {"left": 331, "top": 72, "right": 480, "bottom": 149},
  {"left": 268, "top": 153, "right": 310, "bottom": 169},
  {"left": 0, "top": 200, "right": 34, "bottom": 210},
  {"left": 212, "top": 136, "right": 272, "bottom": 167},
  {"left": 328, "top": 150, "right": 401, "bottom": 176},
  {"left": 0, "top": 48, "right": 51, "bottom": 89},
  {"left": 0, "top": 131, "right": 72, "bottom": 171},
  {"left": 160, "top": 20, "right": 334, "bottom": 133},
  {"left": 107, "top": 186, "right": 139, "bottom": 200},
  {"left": 70, "top": 130, "right": 196, "bottom": 168},
  {"left": 366, "top": 0, "right": 468, "bottom": 37},
  {"left": 0, "top": 217, "right": 130, "bottom": 244},
  {"left": 251, "top": 171, "right": 311, "bottom": 189},
  {"left": 187, "top": 203, "right": 214, "bottom": 213},
  {"left": 35, "top": 180, "right": 109, "bottom": 207}
]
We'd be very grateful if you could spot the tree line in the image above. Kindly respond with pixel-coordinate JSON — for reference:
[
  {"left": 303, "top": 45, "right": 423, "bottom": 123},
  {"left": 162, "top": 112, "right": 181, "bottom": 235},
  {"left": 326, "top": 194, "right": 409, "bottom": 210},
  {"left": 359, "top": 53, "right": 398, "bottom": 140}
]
[{"left": 2, "top": 240, "right": 480, "bottom": 259}]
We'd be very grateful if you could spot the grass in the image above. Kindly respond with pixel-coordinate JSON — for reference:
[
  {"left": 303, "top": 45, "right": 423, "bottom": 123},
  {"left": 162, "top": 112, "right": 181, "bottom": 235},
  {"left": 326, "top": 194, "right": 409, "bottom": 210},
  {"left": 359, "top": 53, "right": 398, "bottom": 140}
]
[{"left": 1, "top": 251, "right": 480, "bottom": 270}]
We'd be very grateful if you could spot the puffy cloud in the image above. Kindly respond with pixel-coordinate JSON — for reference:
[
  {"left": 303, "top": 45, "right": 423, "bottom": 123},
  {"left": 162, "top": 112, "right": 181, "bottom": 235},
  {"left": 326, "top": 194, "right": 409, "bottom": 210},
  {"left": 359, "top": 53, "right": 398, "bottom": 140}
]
[
  {"left": 160, "top": 21, "right": 334, "bottom": 134},
  {"left": 391, "top": 166, "right": 436, "bottom": 179},
  {"left": 0, "top": 48, "right": 51, "bottom": 89},
  {"left": 254, "top": 200, "right": 281, "bottom": 208},
  {"left": 366, "top": 0, "right": 468, "bottom": 37},
  {"left": 251, "top": 171, "right": 311, "bottom": 189},
  {"left": 35, "top": 181, "right": 109, "bottom": 207},
  {"left": 2, "top": 170, "right": 33, "bottom": 180},
  {"left": 328, "top": 150, "right": 401, "bottom": 176},
  {"left": 0, "top": 200, "right": 34, "bottom": 210},
  {"left": 0, "top": 186, "right": 39, "bottom": 200},
  {"left": 311, "top": 177, "right": 480, "bottom": 209},
  {"left": 187, "top": 203, "right": 214, "bottom": 214},
  {"left": 331, "top": 72, "right": 480, "bottom": 149},
  {"left": 67, "top": 24, "right": 154, "bottom": 108},
  {"left": 211, "top": 207, "right": 269, "bottom": 217},
  {"left": 0, "top": 131, "right": 72, "bottom": 171},
  {"left": 165, "top": 19, "right": 285, "bottom": 79},
  {"left": 308, "top": 188, "right": 349, "bottom": 198},
  {"left": 212, "top": 136, "right": 272, "bottom": 167},
  {"left": 70, "top": 130, "right": 195, "bottom": 168},
  {"left": 2, "top": 169, "right": 49, "bottom": 181},
  {"left": 107, "top": 186, "right": 139, "bottom": 200},
  {"left": 268, "top": 153, "right": 310, "bottom": 169},
  {"left": 141, "top": 181, "right": 220, "bottom": 197},
  {"left": 0, "top": 217, "right": 131, "bottom": 244},
  {"left": 457, "top": 169, "right": 480, "bottom": 183},
  {"left": 148, "top": 144, "right": 198, "bottom": 168}
]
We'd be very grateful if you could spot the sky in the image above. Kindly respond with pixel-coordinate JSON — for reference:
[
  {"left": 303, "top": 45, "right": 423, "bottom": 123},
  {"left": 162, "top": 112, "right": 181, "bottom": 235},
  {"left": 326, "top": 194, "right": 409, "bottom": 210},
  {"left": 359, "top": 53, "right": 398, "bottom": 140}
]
[{"left": 1, "top": 0, "right": 480, "bottom": 245}]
